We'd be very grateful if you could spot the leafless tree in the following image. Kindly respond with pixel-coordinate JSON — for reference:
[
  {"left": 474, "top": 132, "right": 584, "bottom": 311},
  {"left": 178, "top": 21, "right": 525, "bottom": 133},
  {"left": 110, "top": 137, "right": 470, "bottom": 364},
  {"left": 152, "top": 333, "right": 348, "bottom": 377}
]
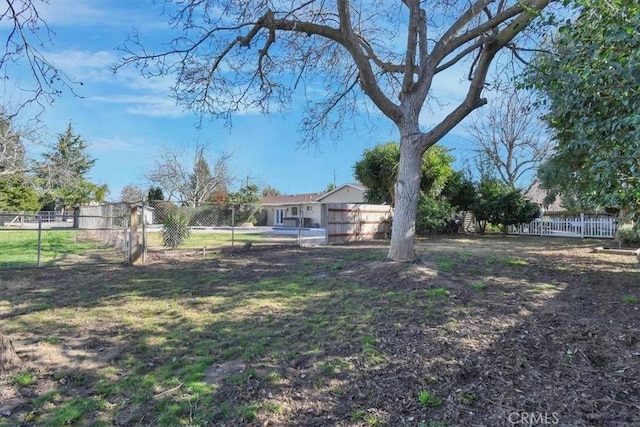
[
  {"left": 114, "top": 0, "right": 554, "bottom": 261},
  {"left": 0, "top": 111, "right": 24, "bottom": 176},
  {"left": 145, "top": 144, "right": 233, "bottom": 207},
  {"left": 0, "top": 108, "right": 38, "bottom": 176},
  {"left": 466, "top": 90, "right": 553, "bottom": 191},
  {"left": 1, "top": 0, "right": 78, "bottom": 117},
  {"left": 261, "top": 185, "right": 282, "bottom": 197},
  {"left": 120, "top": 184, "right": 146, "bottom": 203}
]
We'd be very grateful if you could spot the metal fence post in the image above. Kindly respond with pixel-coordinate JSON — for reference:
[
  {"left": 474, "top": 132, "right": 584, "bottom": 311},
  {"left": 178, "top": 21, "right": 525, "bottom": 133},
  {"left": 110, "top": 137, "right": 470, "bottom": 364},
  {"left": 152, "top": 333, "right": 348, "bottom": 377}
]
[
  {"left": 231, "top": 204, "right": 235, "bottom": 250},
  {"left": 298, "top": 203, "right": 303, "bottom": 246},
  {"left": 37, "top": 215, "right": 42, "bottom": 267},
  {"left": 141, "top": 202, "right": 147, "bottom": 264}
]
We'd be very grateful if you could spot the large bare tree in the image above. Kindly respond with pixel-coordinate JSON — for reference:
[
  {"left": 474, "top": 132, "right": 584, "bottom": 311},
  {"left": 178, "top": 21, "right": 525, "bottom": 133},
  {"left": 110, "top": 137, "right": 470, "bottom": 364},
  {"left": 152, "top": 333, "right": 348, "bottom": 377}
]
[
  {"left": 146, "top": 144, "right": 232, "bottom": 207},
  {"left": 115, "top": 0, "right": 553, "bottom": 261},
  {"left": 0, "top": 109, "right": 25, "bottom": 176},
  {"left": 466, "top": 90, "right": 553, "bottom": 191},
  {"left": 120, "top": 184, "right": 147, "bottom": 203}
]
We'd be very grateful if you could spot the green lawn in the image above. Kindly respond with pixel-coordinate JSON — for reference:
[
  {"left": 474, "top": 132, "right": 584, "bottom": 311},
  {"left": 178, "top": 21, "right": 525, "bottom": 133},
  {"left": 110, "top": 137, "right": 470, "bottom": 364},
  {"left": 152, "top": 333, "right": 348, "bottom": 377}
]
[
  {"left": 1, "top": 229, "right": 267, "bottom": 268},
  {"left": 145, "top": 230, "right": 264, "bottom": 249},
  {"left": 0, "top": 229, "right": 118, "bottom": 269}
]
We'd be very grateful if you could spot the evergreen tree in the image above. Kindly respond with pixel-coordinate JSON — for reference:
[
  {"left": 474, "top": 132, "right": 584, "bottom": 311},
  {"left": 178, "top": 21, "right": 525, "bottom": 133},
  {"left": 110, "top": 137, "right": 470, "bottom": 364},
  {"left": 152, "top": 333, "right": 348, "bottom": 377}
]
[
  {"left": 148, "top": 186, "right": 165, "bottom": 201},
  {"left": 37, "top": 123, "right": 104, "bottom": 211},
  {"left": 0, "top": 175, "right": 40, "bottom": 212}
]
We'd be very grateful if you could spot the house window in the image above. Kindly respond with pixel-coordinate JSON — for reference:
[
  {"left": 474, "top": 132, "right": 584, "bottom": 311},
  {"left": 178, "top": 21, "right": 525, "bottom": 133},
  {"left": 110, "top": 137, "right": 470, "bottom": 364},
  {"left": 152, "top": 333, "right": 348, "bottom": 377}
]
[
  {"left": 290, "top": 207, "right": 298, "bottom": 216},
  {"left": 306, "top": 206, "right": 313, "bottom": 212}
]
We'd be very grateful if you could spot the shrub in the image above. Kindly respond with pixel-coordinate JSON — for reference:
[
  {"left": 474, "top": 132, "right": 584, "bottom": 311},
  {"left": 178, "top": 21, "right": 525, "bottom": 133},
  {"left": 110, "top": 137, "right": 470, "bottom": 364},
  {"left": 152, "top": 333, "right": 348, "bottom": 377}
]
[
  {"left": 472, "top": 179, "right": 539, "bottom": 233},
  {"left": 416, "top": 196, "right": 455, "bottom": 234},
  {"left": 188, "top": 205, "right": 220, "bottom": 226},
  {"left": 161, "top": 212, "right": 191, "bottom": 248},
  {"left": 617, "top": 223, "right": 640, "bottom": 245},
  {"left": 233, "top": 204, "right": 259, "bottom": 225}
]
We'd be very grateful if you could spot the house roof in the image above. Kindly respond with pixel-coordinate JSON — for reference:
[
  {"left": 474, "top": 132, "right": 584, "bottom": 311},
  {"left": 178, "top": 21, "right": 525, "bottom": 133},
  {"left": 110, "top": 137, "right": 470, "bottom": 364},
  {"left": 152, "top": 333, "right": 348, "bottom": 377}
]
[
  {"left": 261, "top": 192, "right": 326, "bottom": 205},
  {"left": 261, "top": 183, "right": 368, "bottom": 205},
  {"left": 524, "top": 181, "right": 563, "bottom": 211},
  {"left": 315, "top": 183, "right": 366, "bottom": 201}
]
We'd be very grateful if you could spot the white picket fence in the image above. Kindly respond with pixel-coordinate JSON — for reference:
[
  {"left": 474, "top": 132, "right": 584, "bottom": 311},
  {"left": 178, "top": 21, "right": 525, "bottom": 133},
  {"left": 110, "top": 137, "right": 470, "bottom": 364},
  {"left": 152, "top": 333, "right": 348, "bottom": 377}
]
[{"left": 508, "top": 214, "right": 617, "bottom": 239}]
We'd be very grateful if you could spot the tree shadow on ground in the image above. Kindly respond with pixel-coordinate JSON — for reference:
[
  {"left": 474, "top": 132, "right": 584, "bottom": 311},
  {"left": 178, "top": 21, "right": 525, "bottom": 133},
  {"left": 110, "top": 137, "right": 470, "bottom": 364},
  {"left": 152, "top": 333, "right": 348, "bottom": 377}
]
[{"left": 0, "top": 236, "right": 638, "bottom": 426}]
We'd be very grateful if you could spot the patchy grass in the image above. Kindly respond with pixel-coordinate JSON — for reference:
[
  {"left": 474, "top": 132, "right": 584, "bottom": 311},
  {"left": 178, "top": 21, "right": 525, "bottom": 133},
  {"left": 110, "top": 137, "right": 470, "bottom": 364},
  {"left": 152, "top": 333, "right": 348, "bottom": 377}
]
[
  {"left": 436, "top": 258, "right": 457, "bottom": 272},
  {"left": 11, "top": 371, "right": 35, "bottom": 387},
  {"left": 418, "top": 389, "right": 443, "bottom": 407},
  {"left": 470, "top": 281, "right": 487, "bottom": 291},
  {"left": 424, "top": 287, "right": 450, "bottom": 298},
  {"left": 485, "top": 254, "right": 529, "bottom": 266},
  {"left": 0, "top": 236, "right": 638, "bottom": 426}
]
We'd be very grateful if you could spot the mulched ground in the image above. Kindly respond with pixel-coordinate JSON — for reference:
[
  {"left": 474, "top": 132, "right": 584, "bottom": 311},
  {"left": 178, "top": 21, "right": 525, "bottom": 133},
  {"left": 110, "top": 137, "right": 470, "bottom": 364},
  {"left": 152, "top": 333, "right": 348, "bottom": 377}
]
[
  {"left": 202, "top": 237, "right": 640, "bottom": 426},
  {"left": 1, "top": 235, "right": 639, "bottom": 426}
]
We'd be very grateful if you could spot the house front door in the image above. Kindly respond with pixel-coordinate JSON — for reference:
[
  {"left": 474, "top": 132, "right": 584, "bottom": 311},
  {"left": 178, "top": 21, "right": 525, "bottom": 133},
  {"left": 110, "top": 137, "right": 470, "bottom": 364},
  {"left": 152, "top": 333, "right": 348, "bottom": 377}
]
[{"left": 275, "top": 209, "right": 285, "bottom": 225}]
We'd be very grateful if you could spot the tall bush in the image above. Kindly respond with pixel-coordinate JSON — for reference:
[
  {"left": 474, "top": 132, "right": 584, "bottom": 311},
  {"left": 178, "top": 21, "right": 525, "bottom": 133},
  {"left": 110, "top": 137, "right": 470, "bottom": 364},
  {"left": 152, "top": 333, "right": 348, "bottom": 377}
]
[
  {"left": 472, "top": 178, "right": 539, "bottom": 233},
  {"left": 161, "top": 212, "right": 191, "bottom": 248}
]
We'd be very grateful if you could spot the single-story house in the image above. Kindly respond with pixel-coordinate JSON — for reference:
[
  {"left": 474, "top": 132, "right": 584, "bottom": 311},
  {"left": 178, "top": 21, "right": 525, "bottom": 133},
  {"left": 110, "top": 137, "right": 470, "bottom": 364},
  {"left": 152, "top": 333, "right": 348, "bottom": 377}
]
[{"left": 260, "top": 183, "right": 367, "bottom": 228}]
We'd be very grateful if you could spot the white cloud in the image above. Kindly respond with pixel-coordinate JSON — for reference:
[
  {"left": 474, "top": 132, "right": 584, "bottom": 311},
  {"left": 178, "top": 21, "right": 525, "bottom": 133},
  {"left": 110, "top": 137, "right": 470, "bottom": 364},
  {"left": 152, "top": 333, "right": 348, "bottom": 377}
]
[
  {"left": 46, "top": 50, "right": 118, "bottom": 77},
  {"left": 45, "top": 50, "right": 172, "bottom": 91},
  {"left": 35, "top": 0, "right": 107, "bottom": 26},
  {"left": 37, "top": 0, "right": 167, "bottom": 30},
  {"left": 41, "top": 48, "right": 185, "bottom": 117},
  {"left": 90, "top": 94, "right": 186, "bottom": 118},
  {"left": 90, "top": 136, "right": 143, "bottom": 152}
]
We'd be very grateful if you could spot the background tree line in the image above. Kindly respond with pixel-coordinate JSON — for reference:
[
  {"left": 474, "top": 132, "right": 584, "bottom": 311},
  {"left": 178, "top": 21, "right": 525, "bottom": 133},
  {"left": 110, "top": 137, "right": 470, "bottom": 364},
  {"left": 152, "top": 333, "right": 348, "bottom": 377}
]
[{"left": 354, "top": 141, "right": 541, "bottom": 235}]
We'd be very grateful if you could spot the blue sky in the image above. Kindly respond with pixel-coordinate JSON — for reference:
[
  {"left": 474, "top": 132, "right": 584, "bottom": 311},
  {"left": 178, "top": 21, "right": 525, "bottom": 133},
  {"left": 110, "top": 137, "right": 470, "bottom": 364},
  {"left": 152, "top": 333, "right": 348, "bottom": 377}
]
[{"left": 3, "top": 0, "right": 482, "bottom": 201}]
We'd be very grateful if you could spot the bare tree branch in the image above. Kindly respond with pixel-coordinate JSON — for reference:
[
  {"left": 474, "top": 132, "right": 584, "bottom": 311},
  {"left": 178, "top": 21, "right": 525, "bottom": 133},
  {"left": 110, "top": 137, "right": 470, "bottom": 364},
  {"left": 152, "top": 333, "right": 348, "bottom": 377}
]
[
  {"left": 145, "top": 143, "right": 233, "bottom": 206},
  {"left": 0, "top": 107, "right": 40, "bottom": 176},
  {"left": 466, "top": 89, "right": 553, "bottom": 190},
  {"left": 1, "top": 0, "right": 80, "bottom": 117}
]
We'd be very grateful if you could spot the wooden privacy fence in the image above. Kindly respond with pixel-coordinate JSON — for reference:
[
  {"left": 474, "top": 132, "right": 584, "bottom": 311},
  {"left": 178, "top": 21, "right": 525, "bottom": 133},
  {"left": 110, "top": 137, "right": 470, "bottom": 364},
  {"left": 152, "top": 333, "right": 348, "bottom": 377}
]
[
  {"left": 508, "top": 213, "right": 617, "bottom": 239},
  {"left": 326, "top": 203, "right": 392, "bottom": 244}
]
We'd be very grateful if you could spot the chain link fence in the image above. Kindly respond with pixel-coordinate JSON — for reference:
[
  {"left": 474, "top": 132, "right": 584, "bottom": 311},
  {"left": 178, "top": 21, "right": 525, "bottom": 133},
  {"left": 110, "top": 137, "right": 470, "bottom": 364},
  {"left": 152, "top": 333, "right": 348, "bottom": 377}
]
[
  {"left": 1, "top": 201, "right": 328, "bottom": 268},
  {"left": 0, "top": 210, "right": 129, "bottom": 270},
  {"left": 137, "top": 201, "right": 324, "bottom": 263}
]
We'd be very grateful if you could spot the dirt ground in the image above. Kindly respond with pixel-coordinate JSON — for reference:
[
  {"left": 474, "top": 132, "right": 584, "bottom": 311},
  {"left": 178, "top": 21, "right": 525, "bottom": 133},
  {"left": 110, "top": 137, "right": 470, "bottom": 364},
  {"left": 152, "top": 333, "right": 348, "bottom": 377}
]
[{"left": 1, "top": 235, "right": 639, "bottom": 426}]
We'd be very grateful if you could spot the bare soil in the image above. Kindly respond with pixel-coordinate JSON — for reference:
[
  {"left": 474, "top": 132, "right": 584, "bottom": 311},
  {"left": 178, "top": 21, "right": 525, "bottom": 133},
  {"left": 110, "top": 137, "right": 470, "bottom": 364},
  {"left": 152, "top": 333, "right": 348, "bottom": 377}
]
[{"left": 1, "top": 235, "right": 639, "bottom": 426}]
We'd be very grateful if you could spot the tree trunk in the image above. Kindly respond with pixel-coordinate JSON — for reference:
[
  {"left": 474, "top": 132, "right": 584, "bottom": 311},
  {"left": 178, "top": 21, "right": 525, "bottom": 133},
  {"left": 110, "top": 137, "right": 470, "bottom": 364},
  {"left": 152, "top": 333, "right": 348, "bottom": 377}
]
[
  {"left": 0, "top": 332, "right": 22, "bottom": 371},
  {"left": 388, "top": 139, "right": 424, "bottom": 262}
]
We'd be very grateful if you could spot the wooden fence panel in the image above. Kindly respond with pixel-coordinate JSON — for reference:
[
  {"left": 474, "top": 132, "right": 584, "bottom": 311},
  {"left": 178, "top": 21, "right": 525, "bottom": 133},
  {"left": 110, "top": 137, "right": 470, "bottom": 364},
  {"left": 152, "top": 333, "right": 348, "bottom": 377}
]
[{"left": 326, "top": 203, "right": 392, "bottom": 244}]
